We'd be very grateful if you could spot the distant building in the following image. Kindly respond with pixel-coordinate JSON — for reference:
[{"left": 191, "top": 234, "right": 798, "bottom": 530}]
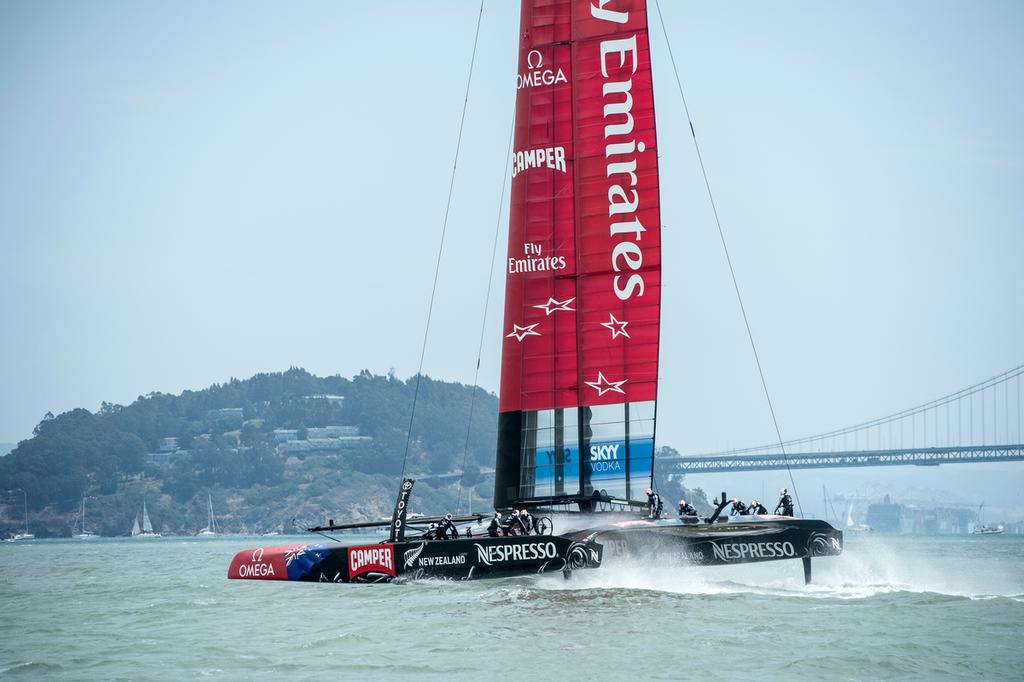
[
  {"left": 157, "top": 437, "right": 179, "bottom": 453},
  {"left": 279, "top": 437, "right": 372, "bottom": 454},
  {"left": 307, "top": 425, "right": 360, "bottom": 439},
  {"left": 865, "top": 495, "right": 977, "bottom": 535},
  {"left": 305, "top": 395, "right": 345, "bottom": 406},
  {"left": 272, "top": 429, "right": 299, "bottom": 443},
  {"left": 866, "top": 495, "right": 903, "bottom": 533},
  {"left": 147, "top": 452, "right": 173, "bottom": 465},
  {"left": 209, "top": 407, "right": 244, "bottom": 420},
  {"left": 147, "top": 449, "right": 190, "bottom": 466}
]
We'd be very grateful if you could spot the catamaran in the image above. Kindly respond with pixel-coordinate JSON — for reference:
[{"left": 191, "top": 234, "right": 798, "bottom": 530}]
[
  {"left": 228, "top": 0, "right": 840, "bottom": 584},
  {"left": 490, "top": 0, "right": 841, "bottom": 582}
]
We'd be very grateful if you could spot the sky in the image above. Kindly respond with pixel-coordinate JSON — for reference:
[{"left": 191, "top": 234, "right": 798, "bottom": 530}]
[{"left": 1, "top": 1, "right": 1021, "bottom": 509}]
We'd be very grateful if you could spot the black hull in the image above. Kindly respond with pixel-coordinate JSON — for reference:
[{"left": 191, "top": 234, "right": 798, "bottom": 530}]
[
  {"left": 228, "top": 534, "right": 603, "bottom": 584},
  {"left": 568, "top": 516, "right": 843, "bottom": 567}
]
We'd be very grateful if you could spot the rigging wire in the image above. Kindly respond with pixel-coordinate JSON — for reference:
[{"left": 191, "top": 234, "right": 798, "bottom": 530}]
[
  {"left": 457, "top": 118, "right": 516, "bottom": 513},
  {"left": 399, "top": 0, "right": 486, "bottom": 483},
  {"left": 653, "top": 0, "right": 803, "bottom": 515}
]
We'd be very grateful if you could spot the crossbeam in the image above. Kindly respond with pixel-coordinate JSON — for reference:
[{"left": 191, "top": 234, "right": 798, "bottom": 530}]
[{"left": 662, "top": 444, "right": 1024, "bottom": 473}]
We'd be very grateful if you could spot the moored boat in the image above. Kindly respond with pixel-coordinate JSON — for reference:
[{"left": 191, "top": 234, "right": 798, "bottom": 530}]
[
  {"left": 6, "top": 489, "right": 34, "bottom": 541},
  {"left": 73, "top": 496, "right": 100, "bottom": 540},
  {"left": 197, "top": 495, "right": 218, "bottom": 536},
  {"left": 130, "top": 499, "right": 161, "bottom": 538},
  {"left": 971, "top": 503, "right": 1004, "bottom": 535}
]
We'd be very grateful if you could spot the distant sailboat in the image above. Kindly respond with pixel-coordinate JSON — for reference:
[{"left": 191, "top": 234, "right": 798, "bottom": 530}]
[
  {"left": 197, "top": 494, "right": 218, "bottom": 536},
  {"left": 6, "top": 489, "right": 34, "bottom": 541},
  {"left": 845, "top": 503, "right": 871, "bottom": 532},
  {"left": 73, "top": 496, "right": 99, "bottom": 539},
  {"left": 131, "top": 499, "right": 161, "bottom": 538},
  {"left": 971, "top": 503, "right": 1004, "bottom": 535}
]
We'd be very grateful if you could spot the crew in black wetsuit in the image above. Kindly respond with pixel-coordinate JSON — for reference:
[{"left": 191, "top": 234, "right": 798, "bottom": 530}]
[
  {"left": 774, "top": 488, "right": 794, "bottom": 516},
  {"left": 748, "top": 499, "right": 768, "bottom": 515},
  {"left": 504, "top": 510, "right": 518, "bottom": 535},
  {"left": 501, "top": 509, "right": 520, "bottom": 536},
  {"left": 730, "top": 498, "right": 748, "bottom": 516},
  {"left": 437, "top": 513, "right": 459, "bottom": 539},
  {"left": 513, "top": 509, "right": 531, "bottom": 535},
  {"left": 519, "top": 509, "right": 534, "bottom": 535},
  {"left": 678, "top": 499, "right": 697, "bottom": 516},
  {"left": 645, "top": 488, "right": 663, "bottom": 519},
  {"left": 487, "top": 511, "right": 502, "bottom": 537}
]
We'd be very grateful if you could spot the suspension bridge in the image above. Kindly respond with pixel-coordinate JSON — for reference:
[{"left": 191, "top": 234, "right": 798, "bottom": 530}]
[{"left": 662, "top": 365, "right": 1024, "bottom": 474}]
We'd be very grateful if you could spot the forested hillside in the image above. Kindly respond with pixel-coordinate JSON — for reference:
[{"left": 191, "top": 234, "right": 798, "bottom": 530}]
[
  {"left": 0, "top": 368, "right": 708, "bottom": 538},
  {"left": 0, "top": 369, "right": 499, "bottom": 537}
]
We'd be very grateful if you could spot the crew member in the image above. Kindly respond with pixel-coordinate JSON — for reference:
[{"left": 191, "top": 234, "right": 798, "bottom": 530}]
[
  {"left": 730, "top": 498, "right": 748, "bottom": 516},
  {"left": 487, "top": 511, "right": 502, "bottom": 537},
  {"left": 437, "top": 512, "right": 459, "bottom": 539},
  {"left": 678, "top": 499, "right": 697, "bottom": 516},
  {"left": 519, "top": 508, "right": 534, "bottom": 535},
  {"left": 775, "top": 488, "right": 794, "bottom": 516},
  {"left": 427, "top": 522, "right": 439, "bottom": 540},
  {"left": 645, "top": 487, "right": 663, "bottom": 519},
  {"left": 748, "top": 499, "right": 768, "bottom": 515},
  {"left": 501, "top": 511, "right": 517, "bottom": 536},
  {"left": 512, "top": 509, "right": 530, "bottom": 535}
]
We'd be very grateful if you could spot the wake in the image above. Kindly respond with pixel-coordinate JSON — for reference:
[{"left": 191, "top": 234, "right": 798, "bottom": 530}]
[{"left": 533, "top": 535, "right": 1024, "bottom": 601}]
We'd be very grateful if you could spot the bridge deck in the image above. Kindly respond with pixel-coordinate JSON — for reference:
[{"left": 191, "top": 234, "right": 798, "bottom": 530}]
[{"left": 662, "top": 444, "right": 1024, "bottom": 473}]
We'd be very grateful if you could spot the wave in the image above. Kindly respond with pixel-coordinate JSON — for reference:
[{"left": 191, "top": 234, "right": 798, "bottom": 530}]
[{"left": 528, "top": 535, "right": 1024, "bottom": 601}]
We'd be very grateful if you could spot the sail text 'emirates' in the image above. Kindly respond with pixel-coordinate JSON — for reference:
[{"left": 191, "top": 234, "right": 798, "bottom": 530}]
[{"left": 598, "top": 27, "right": 647, "bottom": 301}]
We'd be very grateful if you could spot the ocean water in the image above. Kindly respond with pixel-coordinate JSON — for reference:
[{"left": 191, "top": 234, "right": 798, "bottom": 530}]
[{"left": 1, "top": 533, "right": 1021, "bottom": 680}]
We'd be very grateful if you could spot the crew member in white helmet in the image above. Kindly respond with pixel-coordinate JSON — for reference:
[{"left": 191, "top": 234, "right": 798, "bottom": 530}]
[
  {"left": 774, "top": 488, "right": 794, "bottom": 516},
  {"left": 487, "top": 511, "right": 502, "bottom": 537},
  {"left": 645, "top": 487, "right": 663, "bottom": 519}
]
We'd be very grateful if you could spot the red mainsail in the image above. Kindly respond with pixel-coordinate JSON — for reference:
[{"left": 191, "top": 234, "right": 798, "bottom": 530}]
[{"left": 495, "top": 0, "right": 661, "bottom": 509}]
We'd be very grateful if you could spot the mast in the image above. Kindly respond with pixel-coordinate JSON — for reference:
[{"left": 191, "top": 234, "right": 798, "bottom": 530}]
[
  {"left": 207, "top": 494, "right": 217, "bottom": 534},
  {"left": 495, "top": 0, "right": 662, "bottom": 511}
]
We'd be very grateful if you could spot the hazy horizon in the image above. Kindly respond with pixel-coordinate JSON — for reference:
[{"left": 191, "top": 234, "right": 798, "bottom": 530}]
[{"left": 2, "top": 1, "right": 1021, "bottom": 508}]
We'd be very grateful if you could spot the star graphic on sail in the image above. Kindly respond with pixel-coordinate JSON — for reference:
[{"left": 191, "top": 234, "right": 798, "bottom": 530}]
[
  {"left": 600, "top": 313, "right": 630, "bottom": 339},
  {"left": 532, "top": 297, "right": 576, "bottom": 316},
  {"left": 584, "top": 371, "right": 627, "bottom": 396},
  {"left": 506, "top": 323, "right": 541, "bottom": 342}
]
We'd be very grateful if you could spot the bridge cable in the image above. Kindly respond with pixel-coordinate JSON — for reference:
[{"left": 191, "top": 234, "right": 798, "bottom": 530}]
[
  {"left": 704, "top": 364, "right": 1024, "bottom": 457},
  {"left": 653, "top": 0, "right": 803, "bottom": 515},
  {"left": 399, "top": 0, "right": 486, "bottom": 483},
  {"left": 457, "top": 117, "right": 516, "bottom": 514}
]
